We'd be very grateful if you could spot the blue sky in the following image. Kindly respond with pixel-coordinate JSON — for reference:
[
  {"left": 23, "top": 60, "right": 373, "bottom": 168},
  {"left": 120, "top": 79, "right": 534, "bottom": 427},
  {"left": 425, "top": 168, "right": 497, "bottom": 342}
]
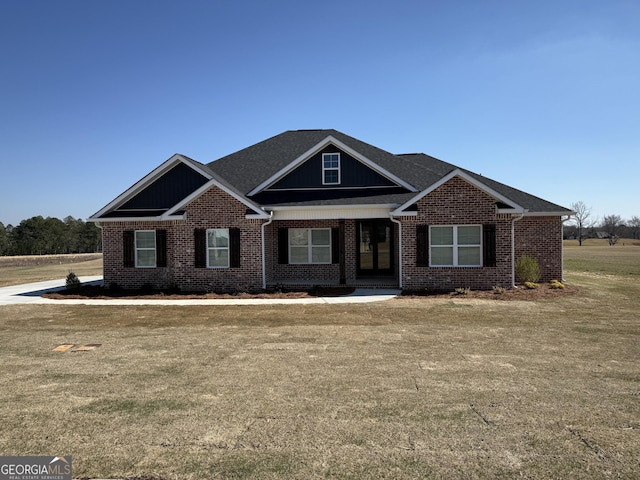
[{"left": 1, "top": 0, "right": 638, "bottom": 227}]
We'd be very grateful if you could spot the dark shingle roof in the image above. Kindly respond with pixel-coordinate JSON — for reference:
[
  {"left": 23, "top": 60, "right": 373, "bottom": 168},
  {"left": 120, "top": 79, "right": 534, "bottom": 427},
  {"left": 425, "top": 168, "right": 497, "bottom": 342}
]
[{"left": 206, "top": 129, "right": 570, "bottom": 213}]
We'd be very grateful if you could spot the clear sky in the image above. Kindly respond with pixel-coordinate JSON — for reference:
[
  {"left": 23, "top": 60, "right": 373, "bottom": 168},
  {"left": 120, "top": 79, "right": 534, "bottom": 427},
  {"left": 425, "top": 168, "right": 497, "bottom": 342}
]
[{"left": 1, "top": 0, "right": 638, "bottom": 227}]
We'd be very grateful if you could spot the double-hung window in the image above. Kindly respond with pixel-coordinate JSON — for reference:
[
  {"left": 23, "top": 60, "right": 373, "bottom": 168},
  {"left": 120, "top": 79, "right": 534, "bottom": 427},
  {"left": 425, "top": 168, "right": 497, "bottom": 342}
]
[
  {"left": 430, "top": 225, "right": 481, "bottom": 267},
  {"left": 135, "top": 230, "right": 156, "bottom": 268},
  {"left": 322, "top": 153, "right": 340, "bottom": 185},
  {"left": 207, "top": 228, "right": 230, "bottom": 268},
  {"left": 289, "top": 228, "right": 331, "bottom": 264}
]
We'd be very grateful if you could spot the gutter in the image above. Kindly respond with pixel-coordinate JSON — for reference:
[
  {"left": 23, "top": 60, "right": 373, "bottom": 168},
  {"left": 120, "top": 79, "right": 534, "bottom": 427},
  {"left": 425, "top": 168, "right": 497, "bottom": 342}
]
[
  {"left": 389, "top": 214, "right": 402, "bottom": 289},
  {"left": 261, "top": 211, "right": 274, "bottom": 289},
  {"left": 561, "top": 214, "right": 573, "bottom": 282},
  {"left": 511, "top": 210, "right": 526, "bottom": 288}
]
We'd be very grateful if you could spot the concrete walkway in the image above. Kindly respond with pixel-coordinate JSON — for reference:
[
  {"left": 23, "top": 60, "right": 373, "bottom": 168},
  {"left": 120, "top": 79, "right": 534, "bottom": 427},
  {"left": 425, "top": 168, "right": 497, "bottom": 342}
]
[{"left": 0, "top": 277, "right": 400, "bottom": 306}]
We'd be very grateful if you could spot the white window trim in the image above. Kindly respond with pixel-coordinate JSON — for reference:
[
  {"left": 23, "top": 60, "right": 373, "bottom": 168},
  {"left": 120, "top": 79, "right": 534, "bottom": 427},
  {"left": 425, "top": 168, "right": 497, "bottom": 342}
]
[
  {"left": 289, "top": 228, "right": 332, "bottom": 264},
  {"left": 322, "top": 153, "right": 341, "bottom": 185},
  {"left": 429, "top": 225, "right": 482, "bottom": 267},
  {"left": 135, "top": 230, "right": 156, "bottom": 268},
  {"left": 207, "top": 228, "right": 230, "bottom": 268}
]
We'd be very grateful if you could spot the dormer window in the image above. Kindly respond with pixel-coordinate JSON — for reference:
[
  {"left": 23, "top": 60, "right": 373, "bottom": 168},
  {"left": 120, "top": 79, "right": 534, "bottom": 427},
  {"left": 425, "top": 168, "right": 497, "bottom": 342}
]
[{"left": 322, "top": 153, "right": 340, "bottom": 185}]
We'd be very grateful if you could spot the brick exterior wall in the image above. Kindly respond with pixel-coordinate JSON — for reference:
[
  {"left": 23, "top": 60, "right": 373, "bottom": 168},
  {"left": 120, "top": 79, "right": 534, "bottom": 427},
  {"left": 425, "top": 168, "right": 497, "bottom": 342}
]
[
  {"left": 266, "top": 220, "right": 342, "bottom": 284},
  {"left": 101, "top": 186, "right": 263, "bottom": 292},
  {"left": 101, "top": 176, "right": 564, "bottom": 292},
  {"left": 514, "top": 216, "right": 564, "bottom": 282},
  {"left": 399, "top": 176, "right": 563, "bottom": 291}
]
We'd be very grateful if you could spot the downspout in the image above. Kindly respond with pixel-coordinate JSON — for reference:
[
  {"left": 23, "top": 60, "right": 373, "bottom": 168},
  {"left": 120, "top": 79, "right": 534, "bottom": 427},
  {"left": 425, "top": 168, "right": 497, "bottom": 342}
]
[
  {"left": 389, "top": 215, "right": 402, "bottom": 289},
  {"left": 261, "top": 211, "right": 274, "bottom": 290},
  {"left": 511, "top": 211, "right": 525, "bottom": 288},
  {"left": 561, "top": 214, "right": 572, "bottom": 283}
]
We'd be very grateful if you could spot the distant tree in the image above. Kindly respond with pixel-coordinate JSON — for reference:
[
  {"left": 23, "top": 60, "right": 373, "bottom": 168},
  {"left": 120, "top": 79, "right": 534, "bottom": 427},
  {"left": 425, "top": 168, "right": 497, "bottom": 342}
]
[
  {"left": 0, "top": 222, "right": 9, "bottom": 255},
  {"left": 11, "top": 216, "right": 47, "bottom": 255},
  {"left": 629, "top": 216, "right": 640, "bottom": 240},
  {"left": 3, "top": 215, "right": 102, "bottom": 256},
  {"left": 601, "top": 214, "right": 623, "bottom": 246},
  {"left": 78, "top": 220, "right": 102, "bottom": 253},
  {"left": 570, "top": 201, "right": 596, "bottom": 246}
]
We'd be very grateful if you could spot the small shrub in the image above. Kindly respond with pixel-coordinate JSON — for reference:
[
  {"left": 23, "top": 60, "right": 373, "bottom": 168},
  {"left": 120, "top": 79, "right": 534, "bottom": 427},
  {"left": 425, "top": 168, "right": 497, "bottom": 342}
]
[
  {"left": 549, "top": 279, "right": 565, "bottom": 289},
  {"left": 524, "top": 281, "right": 539, "bottom": 290},
  {"left": 65, "top": 271, "right": 81, "bottom": 290},
  {"left": 492, "top": 286, "right": 506, "bottom": 295},
  {"left": 454, "top": 287, "right": 470, "bottom": 295},
  {"left": 516, "top": 256, "right": 541, "bottom": 283}
]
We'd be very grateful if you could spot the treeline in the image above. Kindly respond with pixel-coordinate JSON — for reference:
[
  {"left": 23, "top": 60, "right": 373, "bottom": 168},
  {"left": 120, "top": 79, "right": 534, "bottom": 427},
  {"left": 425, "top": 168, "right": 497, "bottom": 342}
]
[
  {"left": 0, "top": 216, "right": 101, "bottom": 256},
  {"left": 565, "top": 202, "right": 640, "bottom": 245}
]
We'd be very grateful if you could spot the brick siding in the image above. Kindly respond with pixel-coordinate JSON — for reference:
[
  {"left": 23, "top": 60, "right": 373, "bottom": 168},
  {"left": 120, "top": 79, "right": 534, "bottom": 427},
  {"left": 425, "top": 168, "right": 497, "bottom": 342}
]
[
  {"left": 400, "top": 176, "right": 563, "bottom": 291},
  {"left": 101, "top": 186, "right": 263, "bottom": 292},
  {"left": 101, "top": 177, "right": 564, "bottom": 292}
]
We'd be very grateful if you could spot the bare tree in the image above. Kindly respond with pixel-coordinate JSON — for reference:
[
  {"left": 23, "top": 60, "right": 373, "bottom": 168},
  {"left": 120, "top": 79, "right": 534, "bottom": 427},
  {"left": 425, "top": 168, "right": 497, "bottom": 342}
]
[
  {"left": 602, "top": 214, "right": 623, "bottom": 246},
  {"left": 570, "top": 201, "right": 595, "bottom": 246},
  {"left": 629, "top": 216, "right": 640, "bottom": 240}
]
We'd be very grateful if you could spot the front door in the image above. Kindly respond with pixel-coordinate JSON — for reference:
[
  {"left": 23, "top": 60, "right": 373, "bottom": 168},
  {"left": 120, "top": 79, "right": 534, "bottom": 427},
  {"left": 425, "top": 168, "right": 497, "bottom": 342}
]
[{"left": 357, "top": 220, "right": 394, "bottom": 276}]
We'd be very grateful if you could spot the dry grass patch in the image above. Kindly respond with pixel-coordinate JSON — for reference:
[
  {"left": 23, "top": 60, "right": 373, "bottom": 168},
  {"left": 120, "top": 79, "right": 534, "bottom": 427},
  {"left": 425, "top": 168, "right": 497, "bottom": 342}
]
[
  {"left": 0, "top": 253, "right": 102, "bottom": 286},
  {"left": 0, "top": 245, "right": 638, "bottom": 479}
]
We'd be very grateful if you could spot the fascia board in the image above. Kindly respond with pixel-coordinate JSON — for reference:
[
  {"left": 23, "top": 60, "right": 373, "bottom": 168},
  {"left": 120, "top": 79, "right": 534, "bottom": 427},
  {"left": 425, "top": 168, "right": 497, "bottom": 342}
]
[
  {"left": 89, "top": 154, "right": 212, "bottom": 219},
  {"left": 522, "top": 211, "right": 574, "bottom": 217},
  {"left": 265, "top": 203, "right": 398, "bottom": 211},
  {"left": 247, "top": 135, "right": 417, "bottom": 196},
  {"left": 391, "top": 169, "right": 524, "bottom": 215},
  {"left": 165, "top": 178, "right": 269, "bottom": 219},
  {"left": 87, "top": 216, "right": 164, "bottom": 223}
]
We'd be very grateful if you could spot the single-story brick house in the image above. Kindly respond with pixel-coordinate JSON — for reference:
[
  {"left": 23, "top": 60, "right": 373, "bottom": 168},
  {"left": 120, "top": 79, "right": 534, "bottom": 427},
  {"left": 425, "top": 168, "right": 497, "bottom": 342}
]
[{"left": 89, "top": 129, "right": 572, "bottom": 292}]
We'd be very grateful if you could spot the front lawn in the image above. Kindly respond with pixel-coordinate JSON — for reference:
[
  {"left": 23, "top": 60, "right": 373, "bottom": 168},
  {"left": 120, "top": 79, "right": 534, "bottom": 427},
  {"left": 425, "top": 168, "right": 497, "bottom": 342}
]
[{"left": 0, "top": 245, "right": 638, "bottom": 479}]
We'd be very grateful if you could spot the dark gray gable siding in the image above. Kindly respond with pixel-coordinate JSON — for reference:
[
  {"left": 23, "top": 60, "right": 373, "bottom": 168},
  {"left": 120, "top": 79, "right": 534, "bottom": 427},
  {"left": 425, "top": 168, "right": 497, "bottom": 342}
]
[
  {"left": 119, "top": 162, "right": 209, "bottom": 211},
  {"left": 268, "top": 144, "right": 397, "bottom": 190}
]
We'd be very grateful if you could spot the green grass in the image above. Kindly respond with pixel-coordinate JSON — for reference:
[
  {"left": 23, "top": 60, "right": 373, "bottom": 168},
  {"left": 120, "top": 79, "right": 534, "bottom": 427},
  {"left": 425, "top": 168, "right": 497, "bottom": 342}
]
[{"left": 0, "top": 246, "right": 638, "bottom": 478}]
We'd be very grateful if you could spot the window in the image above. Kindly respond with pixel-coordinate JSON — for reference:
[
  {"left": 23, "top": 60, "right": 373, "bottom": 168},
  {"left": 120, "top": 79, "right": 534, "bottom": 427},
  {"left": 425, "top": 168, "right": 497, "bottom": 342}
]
[
  {"left": 207, "top": 229, "right": 230, "bottom": 268},
  {"left": 322, "top": 153, "right": 340, "bottom": 185},
  {"left": 289, "top": 228, "right": 331, "bottom": 264},
  {"left": 135, "top": 230, "right": 156, "bottom": 268},
  {"left": 430, "top": 225, "right": 481, "bottom": 266}
]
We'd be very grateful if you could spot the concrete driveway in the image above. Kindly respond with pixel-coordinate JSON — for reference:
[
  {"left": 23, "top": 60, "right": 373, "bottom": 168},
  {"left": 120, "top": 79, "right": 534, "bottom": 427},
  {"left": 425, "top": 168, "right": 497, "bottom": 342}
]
[{"left": 0, "top": 277, "right": 400, "bottom": 306}]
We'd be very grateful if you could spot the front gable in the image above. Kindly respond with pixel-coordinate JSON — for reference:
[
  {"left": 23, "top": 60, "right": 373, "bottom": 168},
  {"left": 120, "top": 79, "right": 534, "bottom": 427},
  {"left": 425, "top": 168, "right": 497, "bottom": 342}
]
[
  {"left": 89, "top": 154, "right": 268, "bottom": 221},
  {"left": 268, "top": 144, "right": 398, "bottom": 190},
  {"left": 391, "top": 169, "right": 524, "bottom": 217},
  {"left": 247, "top": 135, "right": 417, "bottom": 198}
]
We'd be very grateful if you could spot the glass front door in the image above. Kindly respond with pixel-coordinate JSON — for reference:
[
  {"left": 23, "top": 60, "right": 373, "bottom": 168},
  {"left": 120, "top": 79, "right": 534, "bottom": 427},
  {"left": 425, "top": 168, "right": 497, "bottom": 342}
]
[{"left": 357, "top": 220, "right": 393, "bottom": 276}]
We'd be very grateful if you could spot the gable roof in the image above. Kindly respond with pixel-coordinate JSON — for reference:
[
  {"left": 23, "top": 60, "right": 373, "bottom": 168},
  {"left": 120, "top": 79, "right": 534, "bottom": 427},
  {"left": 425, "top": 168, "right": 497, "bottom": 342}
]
[
  {"left": 89, "top": 130, "right": 571, "bottom": 222},
  {"left": 89, "top": 154, "right": 268, "bottom": 221}
]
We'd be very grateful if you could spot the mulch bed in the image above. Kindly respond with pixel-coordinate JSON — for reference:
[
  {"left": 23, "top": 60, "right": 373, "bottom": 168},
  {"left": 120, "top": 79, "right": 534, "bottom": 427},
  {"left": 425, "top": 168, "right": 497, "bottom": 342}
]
[
  {"left": 43, "top": 285, "right": 356, "bottom": 300},
  {"left": 401, "top": 283, "right": 580, "bottom": 301},
  {"left": 43, "top": 283, "right": 578, "bottom": 301}
]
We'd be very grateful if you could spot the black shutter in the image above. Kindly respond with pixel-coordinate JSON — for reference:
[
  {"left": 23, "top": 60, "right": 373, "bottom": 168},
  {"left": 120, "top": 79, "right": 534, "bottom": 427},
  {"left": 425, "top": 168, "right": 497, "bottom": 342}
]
[
  {"left": 331, "top": 227, "right": 340, "bottom": 264},
  {"left": 278, "top": 228, "right": 289, "bottom": 264},
  {"left": 123, "top": 230, "right": 135, "bottom": 268},
  {"left": 483, "top": 224, "right": 497, "bottom": 267},
  {"left": 416, "top": 225, "right": 429, "bottom": 267},
  {"left": 229, "top": 228, "right": 241, "bottom": 268},
  {"left": 194, "top": 228, "right": 206, "bottom": 268},
  {"left": 156, "top": 230, "right": 167, "bottom": 268}
]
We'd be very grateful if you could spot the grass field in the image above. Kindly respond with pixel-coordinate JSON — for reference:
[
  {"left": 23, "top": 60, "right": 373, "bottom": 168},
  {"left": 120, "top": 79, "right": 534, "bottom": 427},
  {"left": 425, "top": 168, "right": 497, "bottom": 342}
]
[
  {"left": 0, "top": 253, "right": 102, "bottom": 287},
  {"left": 0, "top": 246, "right": 638, "bottom": 479}
]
